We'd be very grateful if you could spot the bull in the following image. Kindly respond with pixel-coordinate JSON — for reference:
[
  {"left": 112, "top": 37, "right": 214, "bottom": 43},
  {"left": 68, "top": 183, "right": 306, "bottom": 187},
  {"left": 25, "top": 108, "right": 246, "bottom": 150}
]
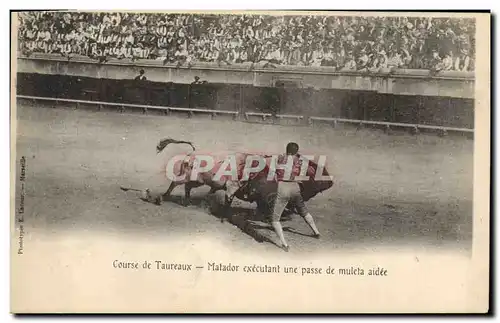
[{"left": 151, "top": 137, "right": 334, "bottom": 221}]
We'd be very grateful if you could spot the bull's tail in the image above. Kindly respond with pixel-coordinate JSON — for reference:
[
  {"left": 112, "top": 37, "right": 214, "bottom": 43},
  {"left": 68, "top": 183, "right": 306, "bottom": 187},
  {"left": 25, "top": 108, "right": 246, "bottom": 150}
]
[
  {"left": 120, "top": 186, "right": 146, "bottom": 192},
  {"left": 156, "top": 137, "right": 196, "bottom": 154}
]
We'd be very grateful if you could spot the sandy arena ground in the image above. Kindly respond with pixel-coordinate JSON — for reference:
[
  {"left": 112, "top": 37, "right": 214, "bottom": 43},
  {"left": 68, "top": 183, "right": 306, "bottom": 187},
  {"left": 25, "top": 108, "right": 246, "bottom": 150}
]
[{"left": 13, "top": 101, "right": 474, "bottom": 255}]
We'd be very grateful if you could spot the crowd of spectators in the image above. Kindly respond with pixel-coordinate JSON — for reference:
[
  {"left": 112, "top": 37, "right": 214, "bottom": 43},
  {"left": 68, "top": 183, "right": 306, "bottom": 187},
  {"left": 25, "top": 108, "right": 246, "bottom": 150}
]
[{"left": 17, "top": 12, "right": 475, "bottom": 72}]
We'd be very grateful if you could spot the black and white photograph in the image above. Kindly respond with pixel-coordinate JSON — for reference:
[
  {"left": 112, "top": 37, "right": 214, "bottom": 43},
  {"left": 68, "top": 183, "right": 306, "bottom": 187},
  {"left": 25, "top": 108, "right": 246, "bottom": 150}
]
[{"left": 10, "top": 10, "right": 490, "bottom": 313}]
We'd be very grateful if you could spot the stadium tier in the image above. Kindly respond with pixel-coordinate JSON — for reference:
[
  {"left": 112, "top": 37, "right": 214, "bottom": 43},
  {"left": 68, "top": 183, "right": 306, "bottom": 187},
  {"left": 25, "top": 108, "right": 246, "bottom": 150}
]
[{"left": 17, "top": 12, "right": 475, "bottom": 72}]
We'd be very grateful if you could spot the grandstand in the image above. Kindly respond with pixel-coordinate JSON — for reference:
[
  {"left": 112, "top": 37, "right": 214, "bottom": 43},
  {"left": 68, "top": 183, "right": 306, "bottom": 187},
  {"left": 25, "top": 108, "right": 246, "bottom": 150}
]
[{"left": 18, "top": 12, "right": 475, "bottom": 72}]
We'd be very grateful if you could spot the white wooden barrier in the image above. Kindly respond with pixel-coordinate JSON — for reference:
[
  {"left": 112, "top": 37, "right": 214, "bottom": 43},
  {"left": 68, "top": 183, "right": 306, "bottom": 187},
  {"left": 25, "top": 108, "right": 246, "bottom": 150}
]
[
  {"left": 244, "top": 111, "right": 304, "bottom": 122},
  {"left": 308, "top": 116, "right": 474, "bottom": 134},
  {"left": 16, "top": 95, "right": 473, "bottom": 135},
  {"left": 16, "top": 95, "right": 239, "bottom": 120}
]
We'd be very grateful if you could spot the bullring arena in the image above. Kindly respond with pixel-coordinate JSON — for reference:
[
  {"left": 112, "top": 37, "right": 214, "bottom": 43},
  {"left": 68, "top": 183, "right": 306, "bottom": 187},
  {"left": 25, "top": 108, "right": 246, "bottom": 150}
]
[{"left": 14, "top": 99, "right": 473, "bottom": 255}]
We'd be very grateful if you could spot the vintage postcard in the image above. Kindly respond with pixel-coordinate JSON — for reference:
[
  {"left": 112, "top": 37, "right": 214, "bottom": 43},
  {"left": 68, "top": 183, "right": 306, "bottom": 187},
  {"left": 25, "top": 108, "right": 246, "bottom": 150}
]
[{"left": 10, "top": 10, "right": 490, "bottom": 313}]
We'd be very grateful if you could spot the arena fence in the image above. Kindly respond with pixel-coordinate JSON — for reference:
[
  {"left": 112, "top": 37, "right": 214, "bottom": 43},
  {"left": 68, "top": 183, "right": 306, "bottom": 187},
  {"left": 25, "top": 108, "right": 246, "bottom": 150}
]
[{"left": 16, "top": 95, "right": 474, "bottom": 136}]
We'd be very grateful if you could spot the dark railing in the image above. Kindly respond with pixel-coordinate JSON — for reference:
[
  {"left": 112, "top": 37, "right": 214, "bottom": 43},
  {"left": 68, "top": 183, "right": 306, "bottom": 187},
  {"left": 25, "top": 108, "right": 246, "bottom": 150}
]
[{"left": 15, "top": 71, "right": 475, "bottom": 132}]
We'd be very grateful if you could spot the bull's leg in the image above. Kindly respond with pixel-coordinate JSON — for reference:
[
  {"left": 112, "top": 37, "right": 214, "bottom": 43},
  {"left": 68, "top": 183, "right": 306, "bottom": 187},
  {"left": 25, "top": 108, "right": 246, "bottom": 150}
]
[
  {"left": 201, "top": 184, "right": 226, "bottom": 210},
  {"left": 256, "top": 200, "right": 268, "bottom": 218},
  {"left": 220, "top": 180, "right": 241, "bottom": 223},
  {"left": 221, "top": 194, "right": 234, "bottom": 223},
  {"left": 159, "top": 181, "right": 178, "bottom": 205},
  {"left": 182, "top": 183, "right": 193, "bottom": 207}
]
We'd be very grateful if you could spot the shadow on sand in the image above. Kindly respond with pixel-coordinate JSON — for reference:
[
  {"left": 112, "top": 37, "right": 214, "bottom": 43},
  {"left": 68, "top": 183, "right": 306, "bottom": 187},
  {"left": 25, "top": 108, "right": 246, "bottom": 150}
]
[{"left": 139, "top": 191, "right": 301, "bottom": 247}]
